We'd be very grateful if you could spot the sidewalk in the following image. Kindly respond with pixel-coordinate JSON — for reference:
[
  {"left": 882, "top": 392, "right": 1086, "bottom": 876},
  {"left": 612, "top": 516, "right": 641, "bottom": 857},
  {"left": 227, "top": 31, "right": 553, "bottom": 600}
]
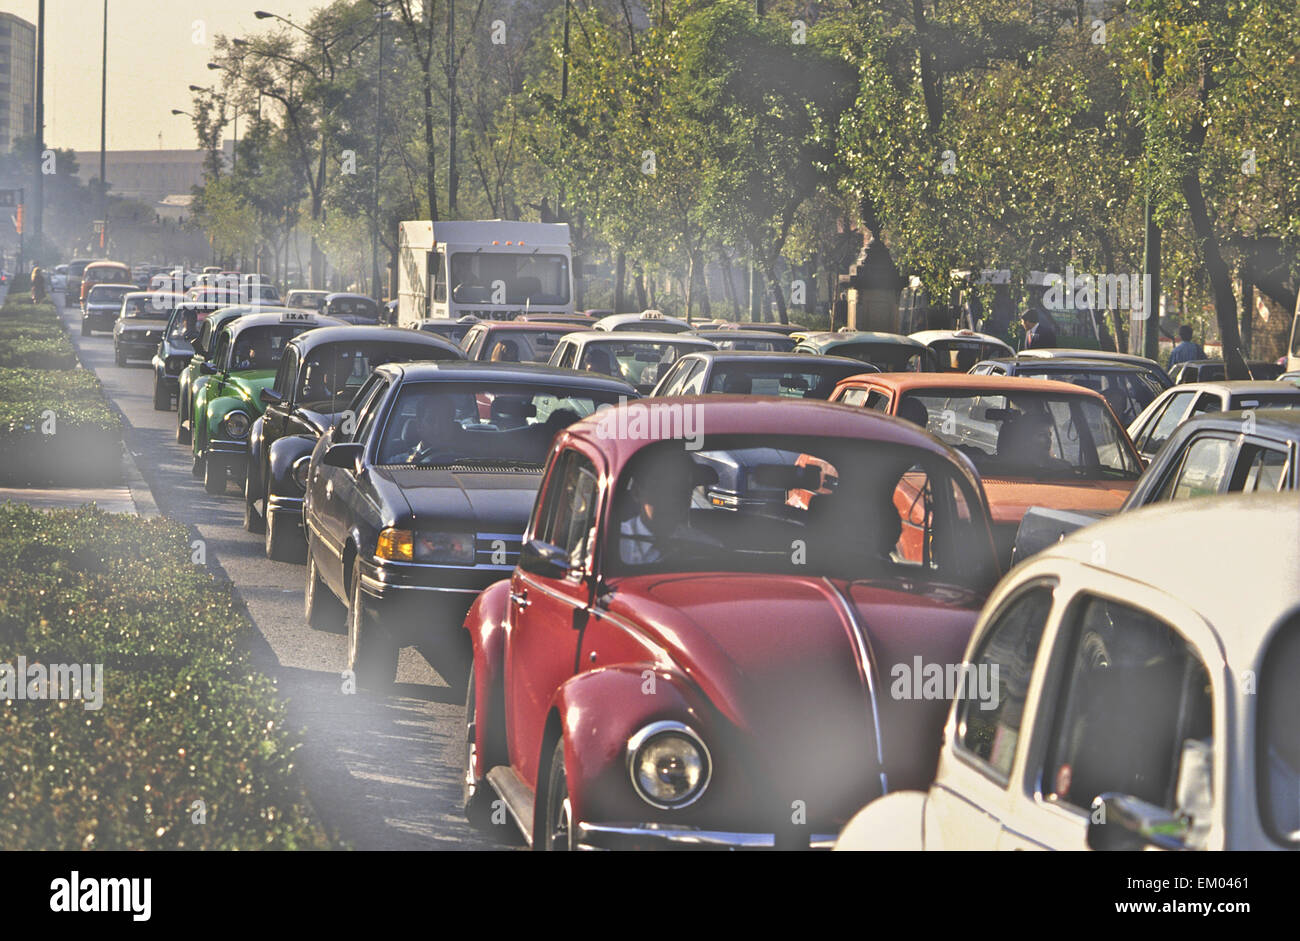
[{"left": 0, "top": 447, "right": 158, "bottom": 516}]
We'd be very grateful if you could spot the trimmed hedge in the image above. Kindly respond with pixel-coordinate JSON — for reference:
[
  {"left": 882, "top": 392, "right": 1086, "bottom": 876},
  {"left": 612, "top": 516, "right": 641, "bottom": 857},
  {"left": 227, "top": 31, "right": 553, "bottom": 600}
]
[
  {"left": 0, "top": 504, "right": 336, "bottom": 849},
  {"left": 0, "top": 297, "right": 122, "bottom": 486}
]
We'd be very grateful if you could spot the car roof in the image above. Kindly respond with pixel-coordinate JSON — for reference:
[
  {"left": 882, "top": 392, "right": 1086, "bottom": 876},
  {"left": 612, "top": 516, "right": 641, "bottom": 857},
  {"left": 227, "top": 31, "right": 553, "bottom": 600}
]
[
  {"left": 1040, "top": 493, "right": 1300, "bottom": 662},
  {"left": 287, "top": 324, "right": 464, "bottom": 356},
  {"left": 593, "top": 312, "right": 692, "bottom": 329},
  {"left": 983, "top": 356, "right": 1149, "bottom": 373},
  {"left": 1016, "top": 348, "right": 1164, "bottom": 369},
  {"left": 325, "top": 292, "right": 374, "bottom": 302},
  {"left": 797, "top": 331, "right": 927, "bottom": 350},
  {"left": 563, "top": 330, "right": 716, "bottom": 346},
  {"left": 839, "top": 372, "right": 1110, "bottom": 398},
  {"left": 1171, "top": 407, "right": 1300, "bottom": 440},
  {"left": 909, "top": 329, "right": 1011, "bottom": 346},
  {"left": 675, "top": 350, "right": 866, "bottom": 365},
  {"left": 471, "top": 321, "right": 584, "bottom": 333},
  {"left": 1158, "top": 380, "right": 1300, "bottom": 397},
  {"left": 287, "top": 289, "right": 329, "bottom": 296},
  {"left": 124, "top": 291, "right": 183, "bottom": 300},
  {"left": 696, "top": 329, "right": 793, "bottom": 340},
  {"left": 374, "top": 359, "right": 638, "bottom": 393},
  {"left": 563, "top": 396, "right": 983, "bottom": 485},
  {"left": 224, "top": 311, "right": 346, "bottom": 337}
]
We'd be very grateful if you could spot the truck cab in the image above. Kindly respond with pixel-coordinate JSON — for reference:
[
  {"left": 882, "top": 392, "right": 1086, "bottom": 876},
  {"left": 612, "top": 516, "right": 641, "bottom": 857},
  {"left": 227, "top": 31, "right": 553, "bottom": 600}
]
[{"left": 397, "top": 220, "right": 575, "bottom": 328}]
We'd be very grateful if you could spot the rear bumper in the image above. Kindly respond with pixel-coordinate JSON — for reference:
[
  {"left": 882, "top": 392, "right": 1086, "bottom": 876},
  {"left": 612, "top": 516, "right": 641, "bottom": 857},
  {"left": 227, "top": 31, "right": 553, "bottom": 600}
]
[
  {"left": 574, "top": 822, "right": 838, "bottom": 851},
  {"left": 117, "top": 335, "right": 160, "bottom": 356},
  {"left": 83, "top": 310, "right": 117, "bottom": 330}
]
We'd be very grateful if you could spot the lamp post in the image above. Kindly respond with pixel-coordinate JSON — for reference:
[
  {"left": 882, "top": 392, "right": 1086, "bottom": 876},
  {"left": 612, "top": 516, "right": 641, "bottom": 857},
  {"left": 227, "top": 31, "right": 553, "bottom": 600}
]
[
  {"left": 372, "top": 5, "right": 391, "bottom": 301},
  {"left": 99, "top": 0, "right": 108, "bottom": 256}
]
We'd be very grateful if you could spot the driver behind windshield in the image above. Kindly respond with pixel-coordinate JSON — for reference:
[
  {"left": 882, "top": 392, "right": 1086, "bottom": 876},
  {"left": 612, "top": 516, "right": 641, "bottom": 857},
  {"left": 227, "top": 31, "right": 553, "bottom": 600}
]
[
  {"left": 997, "top": 412, "right": 1069, "bottom": 471},
  {"left": 618, "top": 448, "right": 722, "bottom": 565},
  {"left": 396, "top": 394, "right": 466, "bottom": 464}
]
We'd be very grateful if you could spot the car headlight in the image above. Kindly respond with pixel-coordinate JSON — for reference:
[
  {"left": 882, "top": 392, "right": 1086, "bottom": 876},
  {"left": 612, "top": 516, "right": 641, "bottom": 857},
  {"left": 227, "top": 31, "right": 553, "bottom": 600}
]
[
  {"left": 627, "top": 721, "right": 711, "bottom": 809},
  {"left": 167, "top": 355, "right": 188, "bottom": 373},
  {"left": 413, "top": 531, "right": 476, "bottom": 565},
  {"left": 290, "top": 456, "right": 311, "bottom": 492},
  {"left": 220, "top": 410, "right": 250, "bottom": 439}
]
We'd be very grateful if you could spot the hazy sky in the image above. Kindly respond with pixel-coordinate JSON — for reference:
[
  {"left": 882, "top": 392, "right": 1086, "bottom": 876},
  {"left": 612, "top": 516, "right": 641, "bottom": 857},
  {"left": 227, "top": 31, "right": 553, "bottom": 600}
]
[{"left": 5, "top": 0, "right": 323, "bottom": 153}]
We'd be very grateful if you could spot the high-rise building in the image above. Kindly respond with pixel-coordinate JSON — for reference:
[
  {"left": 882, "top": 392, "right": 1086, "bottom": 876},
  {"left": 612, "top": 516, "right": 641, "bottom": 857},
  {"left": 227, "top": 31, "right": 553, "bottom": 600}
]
[{"left": 0, "top": 12, "right": 35, "bottom": 153}]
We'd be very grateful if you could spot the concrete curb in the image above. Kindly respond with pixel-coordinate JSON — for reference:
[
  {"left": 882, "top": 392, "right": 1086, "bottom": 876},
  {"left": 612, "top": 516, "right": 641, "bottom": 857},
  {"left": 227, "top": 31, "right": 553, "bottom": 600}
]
[{"left": 121, "top": 444, "right": 160, "bottom": 518}]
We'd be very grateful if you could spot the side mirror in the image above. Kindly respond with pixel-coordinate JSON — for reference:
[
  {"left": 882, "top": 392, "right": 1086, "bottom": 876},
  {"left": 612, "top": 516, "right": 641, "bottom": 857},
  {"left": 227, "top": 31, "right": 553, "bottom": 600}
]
[
  {"left": 199, "top": 360, "right": 218, "bottom": 375},
  {"left": 519, "top": 539, "right": 572, "bottom": 580},
  {"left": 1087, "top": 793, "right": 1190, "bottom": 851},
  {"left": 260, "top": 387, "right": 283, "bottom": 406},
  {"left": 322, "top": 442, "right": 365, "bottom": 473}
]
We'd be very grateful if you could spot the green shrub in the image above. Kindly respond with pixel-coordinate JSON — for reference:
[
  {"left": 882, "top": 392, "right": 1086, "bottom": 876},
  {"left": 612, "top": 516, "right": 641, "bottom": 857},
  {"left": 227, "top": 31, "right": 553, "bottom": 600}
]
[
  {"left": 0, "top": 297, "right": 122, "bottom": 485},
  {"left": 0, "top": 504, "right": 336, "bottom": 850}
]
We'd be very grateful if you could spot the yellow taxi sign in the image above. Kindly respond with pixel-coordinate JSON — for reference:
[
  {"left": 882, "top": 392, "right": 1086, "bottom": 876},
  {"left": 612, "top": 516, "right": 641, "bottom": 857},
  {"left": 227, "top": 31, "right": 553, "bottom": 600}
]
[
  {"left": 281, "top": 310, "right": 318, "bottom": 324},
  {"left": 640, "top": 309, "right": 664, "bottom": 320}
]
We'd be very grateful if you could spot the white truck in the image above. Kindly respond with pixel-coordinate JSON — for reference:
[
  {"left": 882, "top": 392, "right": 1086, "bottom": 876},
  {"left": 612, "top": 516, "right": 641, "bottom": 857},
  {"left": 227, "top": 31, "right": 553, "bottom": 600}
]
[{"left": 397, "top": 219, "right": 575, "bottom": 326}]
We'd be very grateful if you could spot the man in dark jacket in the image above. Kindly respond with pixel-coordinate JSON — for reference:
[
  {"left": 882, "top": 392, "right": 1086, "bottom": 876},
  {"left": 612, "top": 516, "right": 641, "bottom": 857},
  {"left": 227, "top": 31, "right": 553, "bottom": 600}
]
[{"left": 1021, "top": 309, "right": 1058, "bottom": 349}]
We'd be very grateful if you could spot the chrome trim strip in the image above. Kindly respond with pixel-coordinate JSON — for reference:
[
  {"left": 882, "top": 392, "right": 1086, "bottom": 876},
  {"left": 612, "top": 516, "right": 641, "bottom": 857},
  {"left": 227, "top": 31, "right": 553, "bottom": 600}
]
[
  {"left": 574, "top": 822, "right": 839, "bottom": 850},
  {"left": 359, "top": 573, "right": 482, "bottom": 594},
  {"left": 822, "top": 578, "right": 889, "bottom": 796}
]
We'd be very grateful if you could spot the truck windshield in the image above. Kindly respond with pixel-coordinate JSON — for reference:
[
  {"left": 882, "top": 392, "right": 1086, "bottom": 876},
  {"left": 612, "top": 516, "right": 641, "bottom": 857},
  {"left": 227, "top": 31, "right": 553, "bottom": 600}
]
[{"left": 450, "top": 252, "right": 570, "bottom": 306}]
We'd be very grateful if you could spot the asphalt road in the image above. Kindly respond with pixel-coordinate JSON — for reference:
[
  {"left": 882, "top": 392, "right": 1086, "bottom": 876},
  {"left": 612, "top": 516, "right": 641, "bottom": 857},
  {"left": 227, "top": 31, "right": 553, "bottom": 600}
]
[{"left": 58, "top": 296, "right": 510, "bottom": 850}]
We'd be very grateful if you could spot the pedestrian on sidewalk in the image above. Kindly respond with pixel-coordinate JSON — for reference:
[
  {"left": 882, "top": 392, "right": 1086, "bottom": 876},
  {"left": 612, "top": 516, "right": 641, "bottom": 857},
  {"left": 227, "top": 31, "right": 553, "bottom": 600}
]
[{"left": 30, "top": 264, "right": 46, "bottom": 304}]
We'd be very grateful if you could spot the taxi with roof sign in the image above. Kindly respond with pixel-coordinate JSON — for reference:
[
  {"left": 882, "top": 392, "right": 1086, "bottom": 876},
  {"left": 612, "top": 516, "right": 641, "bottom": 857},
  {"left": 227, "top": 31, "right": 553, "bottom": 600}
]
[{"left": 190, "top": 309, "right": 344, "bottom": 495}]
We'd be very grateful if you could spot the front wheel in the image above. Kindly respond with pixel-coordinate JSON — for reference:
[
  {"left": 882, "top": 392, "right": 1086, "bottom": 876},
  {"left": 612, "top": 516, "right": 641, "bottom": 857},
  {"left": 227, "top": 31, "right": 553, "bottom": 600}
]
[
  {"left": 203, "top": 454, "right": 226, "bottom": 494},
  {"left": 153, "top": 376, "right": 171, "bottom": 411},
  {"left": 541, "top": 738, "right": 574, "bottom": 851},
  {"left": 80, "top": 319, "right": 89, "bottom": 336},
  {"left": 462, "top": 663, "right": 496, "bottom": 828},
  {"left": 244, "top": 467, "right": 265, "bottom": 533},
  {"left": 346, "top": 566, "right": 397, "bottom": 691},
  {"left": 114, "top": 345, "right": 125, "bottom": 366}
]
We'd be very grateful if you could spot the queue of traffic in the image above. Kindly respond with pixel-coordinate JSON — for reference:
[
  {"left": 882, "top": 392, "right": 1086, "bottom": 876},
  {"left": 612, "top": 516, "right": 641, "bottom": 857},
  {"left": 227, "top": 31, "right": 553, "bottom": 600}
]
[{"left": 60, "top": 275, "right": 1300, "bottom": 851}]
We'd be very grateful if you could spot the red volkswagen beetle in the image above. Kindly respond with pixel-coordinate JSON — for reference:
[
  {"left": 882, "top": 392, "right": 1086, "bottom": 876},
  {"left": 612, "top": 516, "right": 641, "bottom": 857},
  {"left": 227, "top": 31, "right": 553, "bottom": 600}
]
[{"left": 461, "top": 397, "right": 1003, "bottom": 849}]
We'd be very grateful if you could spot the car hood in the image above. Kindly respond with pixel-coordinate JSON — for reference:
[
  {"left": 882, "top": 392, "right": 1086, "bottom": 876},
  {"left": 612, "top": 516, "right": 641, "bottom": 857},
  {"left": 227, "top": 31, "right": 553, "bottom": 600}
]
[
  {"left": 604, "top": 573, "right": 982, "bottom": 819},
  {"left": 372, "top": 464, "right": 543, "bottom": 531},
  {"left": 980, "top": 477, "right": 1135, "bottom": 526},
  {"left": 221, "top": 371, "right": 277, "bottom": 409}
]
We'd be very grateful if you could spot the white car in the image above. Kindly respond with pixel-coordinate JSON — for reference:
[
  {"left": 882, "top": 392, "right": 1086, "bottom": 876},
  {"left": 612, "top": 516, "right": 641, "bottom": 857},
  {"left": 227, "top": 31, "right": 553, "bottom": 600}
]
[{"left": 836, "top": 493, "right": 1300, "bottom": 851}]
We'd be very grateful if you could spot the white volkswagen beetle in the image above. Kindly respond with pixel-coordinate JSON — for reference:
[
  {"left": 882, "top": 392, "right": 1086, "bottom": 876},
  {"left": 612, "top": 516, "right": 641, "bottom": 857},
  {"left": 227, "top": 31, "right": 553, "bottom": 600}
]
[{"left": 836, "top": 493, "right": 1300, "bottom": 851}]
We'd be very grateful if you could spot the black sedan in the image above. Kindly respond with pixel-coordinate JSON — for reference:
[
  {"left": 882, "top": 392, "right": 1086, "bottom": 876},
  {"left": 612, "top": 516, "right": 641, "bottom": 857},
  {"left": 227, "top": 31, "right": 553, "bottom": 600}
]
[
  {"left": 150, "top": 300, "right": 222, "bottom": 411},
  {"left": 302, "top": 362, "right": 637, "bottom": 688},
  {"left": 246, "top": 325, "right": 466, "bottom": 559},
  {"left": 970, "top": 355, "right": 1167, "bottom": 427}
]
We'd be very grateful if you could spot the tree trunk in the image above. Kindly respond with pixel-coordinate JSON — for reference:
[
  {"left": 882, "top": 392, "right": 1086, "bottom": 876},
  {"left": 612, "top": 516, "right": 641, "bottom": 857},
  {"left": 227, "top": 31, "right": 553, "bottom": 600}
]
[
  {"left": 719, "top": 250, "right": 741, "bottom": 321},
  {"left": 614, "top": 249, "right": 626, "bottom": 312},
  {"left": 684, "top": 251, "right": 696, "bottom": 323},
  {"left": 634, "top": 269, "right": 647, "bottom": 309},
  {"left": 764, "top": 258, "right": 788, "bottom": 324}
]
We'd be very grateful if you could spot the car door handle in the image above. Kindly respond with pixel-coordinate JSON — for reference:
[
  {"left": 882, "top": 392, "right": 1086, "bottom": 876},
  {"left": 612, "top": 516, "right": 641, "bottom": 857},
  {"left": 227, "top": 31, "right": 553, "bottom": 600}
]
[{"left": 510, "top": 590, "right": 530, "bottom": 609}]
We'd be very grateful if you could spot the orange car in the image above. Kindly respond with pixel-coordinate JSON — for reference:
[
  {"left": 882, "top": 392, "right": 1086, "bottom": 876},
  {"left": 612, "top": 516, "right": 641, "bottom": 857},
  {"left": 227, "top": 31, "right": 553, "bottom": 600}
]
[{"left": 828, "top": 373, "right": 1143, "bottom": 563}]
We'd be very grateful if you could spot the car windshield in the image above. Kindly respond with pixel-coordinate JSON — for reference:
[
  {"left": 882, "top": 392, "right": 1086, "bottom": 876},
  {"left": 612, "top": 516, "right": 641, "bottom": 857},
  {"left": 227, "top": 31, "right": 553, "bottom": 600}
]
[
  {"left": 706, "top": 362, "right": 866, "bottom": 399},
  {"left": 89, "top": 285, "right": 133, "bottom": 305},
  {"left": 450, "top": 252, "right": 570, "bottom": 306},
  {"left": 376, "top": 381, "right": 624, "bottom": 467},
  {"left": 897, "top": 390, "right": 1141, "bottom": 480},
  {"left": 167, "top": 307, "right": 208, "bottom": 341},
  {"left": 229, "top": 324, "right": 314, "bottom": 371},
  {"left": 123, "top": 295, "right": 176, "bottom": 318},
  {"left": 1017, "top": 368, "right": 1164, "bottom": 426},
  {"left": 1259, "top": 615, "right": 1300, "bottom": 845},
  {"left": 481, "top": 329, "right": 571, "bottom": 363},
  {"left": 836, "top": 342, "right": 930, "bottom": 372},
  {"left": 579, "top": 340, "right": 702, "bottom": 391},
  {"left": 607, "top": 435, "right": 995, "bottom": 591},
  {"left": 1228, "top": 393, "right": 1300, "bottom": 410},
  {"left": 931, "top": 340, "right": 1006, "bottom": 372},
  {"left": 711, "top": 335, "right": 795, "bottom": 352},
  {"left": 296, "top": 341, "right": 459, "bottom": 410},
  {"left": 329, "top": 297, "right": 378, "bottom": 321},
  {"left": 288, "top": 293, "right": 327, "bottom": 310}
]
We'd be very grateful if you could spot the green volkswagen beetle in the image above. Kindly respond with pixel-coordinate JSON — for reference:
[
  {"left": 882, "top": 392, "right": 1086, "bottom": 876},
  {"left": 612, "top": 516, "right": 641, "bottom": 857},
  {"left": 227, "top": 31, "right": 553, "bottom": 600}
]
[
  {"left": 176, "top": 305, "right": 284, "bottom": 445},
  {"left": 191, "top": 309, "right": 344, "bottom": 494}
]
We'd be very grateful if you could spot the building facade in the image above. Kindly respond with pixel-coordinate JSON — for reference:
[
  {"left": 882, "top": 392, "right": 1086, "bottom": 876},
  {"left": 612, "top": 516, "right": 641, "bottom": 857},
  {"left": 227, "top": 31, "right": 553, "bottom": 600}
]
[{"left": 0, "top": 12, "right": 35, "bottom": 153}]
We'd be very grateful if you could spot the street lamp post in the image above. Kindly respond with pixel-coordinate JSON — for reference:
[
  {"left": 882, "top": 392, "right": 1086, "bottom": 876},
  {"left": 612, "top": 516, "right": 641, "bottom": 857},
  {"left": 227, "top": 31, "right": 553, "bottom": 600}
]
[
  {"left": 372, "top": 6, "right": 391, "bottom": 302},
  {"left": 99, "top": 0, "right": 108, "bottom": 256}
]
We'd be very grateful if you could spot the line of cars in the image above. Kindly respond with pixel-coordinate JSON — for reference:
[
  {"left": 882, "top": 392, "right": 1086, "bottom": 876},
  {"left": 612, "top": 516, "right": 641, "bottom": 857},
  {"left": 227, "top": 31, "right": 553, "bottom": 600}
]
[{"left": 82, "top": 294, "right": 1300, "bottom": 850}]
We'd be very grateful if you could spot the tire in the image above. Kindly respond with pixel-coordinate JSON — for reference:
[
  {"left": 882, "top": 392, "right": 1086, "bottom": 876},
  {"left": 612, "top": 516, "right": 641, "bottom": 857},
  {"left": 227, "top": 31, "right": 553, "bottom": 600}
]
[
  {"left": 304, "top": 550, "right": 343, "bottom": 632},
  {"left": 153, "top": 376, "right": 171, "bottom": 411},
  {"left": 540, "top": 738, "right": 574, "bottom": 851},
  {"left": 462, "top": 662, "right": 496, "bottom": 828},
  {"left": 191, "top": 452, "right": 204, "bottom": 480},
  {"left": 346, "top": 565, "right": 397, "bottom": 691},
  {"left": 244, "top": 467, "right": 265, "bottom": 533},
  {"left": 203, "top": 454, "right": 226, "bottom": 494},
  {"left": 264, "top": 500, "right": 304, "bottom": 562},
  {"left": 114, "top": 345, "right": 125, "bottom": 366},
  {"left": 80, "top": 319, "right": 89, "bottom": 336}
]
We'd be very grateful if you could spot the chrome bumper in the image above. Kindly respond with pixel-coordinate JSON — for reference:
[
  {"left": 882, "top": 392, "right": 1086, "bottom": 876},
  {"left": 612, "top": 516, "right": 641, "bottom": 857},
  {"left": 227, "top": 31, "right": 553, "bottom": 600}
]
[{"left": 575, "top": 822, "right": 838, "bottom": 851}]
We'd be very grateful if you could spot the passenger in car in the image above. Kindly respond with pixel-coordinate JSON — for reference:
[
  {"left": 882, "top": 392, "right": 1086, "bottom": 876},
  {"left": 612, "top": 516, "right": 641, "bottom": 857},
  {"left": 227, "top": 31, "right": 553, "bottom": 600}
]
[{"left": 618, "top": 449, "right": 720, "bottom": 565}]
